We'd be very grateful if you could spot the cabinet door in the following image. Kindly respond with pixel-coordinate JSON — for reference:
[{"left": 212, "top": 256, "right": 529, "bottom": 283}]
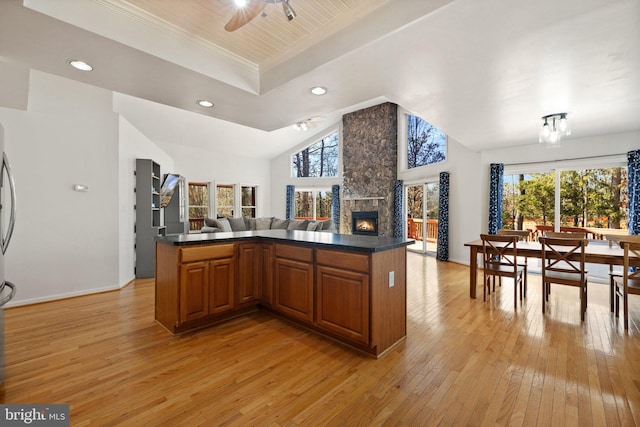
[
  {"left": 260, "top": 244, "right": 274, "bottom": 305},
  {"left": 209, "top": 257, "right": 235, "bottom": 314},
  {"left": 237, "top": 243, "right": 260, "bottom": 304},
  {"left": 180, "top": 261, "right": 209, "bottom": 323},
  {"left": 274, "top": 258, "right": 314, "bottom": 323},
  {"left": 316, "top": 265, "right": 369, "bottom": 344}
]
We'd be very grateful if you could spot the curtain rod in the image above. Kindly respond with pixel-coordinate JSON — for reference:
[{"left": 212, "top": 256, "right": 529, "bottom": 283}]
[{"left": 505, "top": 152, "right": 628, "bottom": 167}]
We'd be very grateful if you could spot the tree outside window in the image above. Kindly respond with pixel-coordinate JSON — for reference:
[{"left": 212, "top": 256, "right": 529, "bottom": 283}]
[
  {"left": 502, "top": 167, "right": 627, "bottom": 231},
  {"left": 294, "top": 189, "right": 331, "bottom": 220},
  {"left": 188, "top": 182, "right": 209, "bottom": 231},
  {"left": 241, "top": 186, "right": 257, "bottom": 218},
  {"left": 292, "top": 131, "right": 339, "bottom": 177},
  {"left": 407, "top": 114, "right": 446, "bottom": 169},
  {"left": 216, "top": 184, "right": 235, "bottom": 217}
]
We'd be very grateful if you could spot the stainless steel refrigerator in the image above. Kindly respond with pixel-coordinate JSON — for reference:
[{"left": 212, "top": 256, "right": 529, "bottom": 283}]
[{"left": 0, "top": 123, "right": 17, "bottom": 385}]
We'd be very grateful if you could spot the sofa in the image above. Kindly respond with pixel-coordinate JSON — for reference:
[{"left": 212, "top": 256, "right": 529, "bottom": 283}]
[{"left": 200, "top": 216, "right": 336, "bottom": 234}]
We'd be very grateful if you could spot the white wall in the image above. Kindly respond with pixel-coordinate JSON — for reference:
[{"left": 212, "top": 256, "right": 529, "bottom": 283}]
[
  {"left": 157, "top": 142, "right": 272, "bottom": 217},
  {"left": 118, "top": 116, "right": 174, "bottom": 286},
  {"left": 0, "top": 71, "right": 120, "bottom": 305},
  {"left": 398, "top": 136, "right": 482, "bottom": 264},
  {"left": 270, "top": 124, "right": 342, "bottom": 218}
]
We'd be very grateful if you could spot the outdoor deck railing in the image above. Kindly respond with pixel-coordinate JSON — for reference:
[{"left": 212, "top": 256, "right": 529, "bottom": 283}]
[{"left": 407, "top": 218, "right": 438, "bottom": 242}]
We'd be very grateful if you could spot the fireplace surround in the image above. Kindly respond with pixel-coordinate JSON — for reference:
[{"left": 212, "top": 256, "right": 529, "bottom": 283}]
[{"left": 352, "top": 211, "right": 379, "bottom": 236}]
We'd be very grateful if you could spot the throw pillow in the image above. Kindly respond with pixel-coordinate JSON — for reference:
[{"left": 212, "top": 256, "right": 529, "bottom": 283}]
[
  {"left": 212, "top": 218, "right": 232, "bottom": 232},
  {"left": 271, "top": 218, "right": 290, "bottom": 229},
  {"left": 204, "top": 217, "right": 217, "bottom": 227},
  {"left": 201, "top": 226, "right": 222, "bottom": 233},
  {"left": 319, "top": 219, "right": 335, "bottom": 231},
  {"left": 244, "top": 217, "right": 257, "bottom": 231},
  {"left": 256, "top": 217, "right": 273, "bottom": 230},
  {"left": 306, "top": 221, "right": 319, "bottom": 231},
  {"left": 227, "top": 217, "right": 246, "bottom": 231},
  {"left": 287, "top": 220, "right": 309, "bottom": 230}
]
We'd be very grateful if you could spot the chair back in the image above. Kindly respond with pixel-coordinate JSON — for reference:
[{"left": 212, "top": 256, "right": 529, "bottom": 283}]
[
  {"left": 497, "top": 229, "right": 531, "bottom": 241},
  {"left": 618, "top": 236, "right": 640, "bottom": 283},
  {"left": 539, "top": 236, "right": 588, "bottom": 286},
  {"left": 480, "top": 234, "right": 519, "bottom": 273},
  {"left": 545, "top": 231, "right": 587, "bottom": 239}
]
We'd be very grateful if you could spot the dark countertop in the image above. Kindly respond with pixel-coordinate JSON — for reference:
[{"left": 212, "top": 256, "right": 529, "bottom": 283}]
[{"left": 156, "top": 229, "right": 413, "bottom": 253}]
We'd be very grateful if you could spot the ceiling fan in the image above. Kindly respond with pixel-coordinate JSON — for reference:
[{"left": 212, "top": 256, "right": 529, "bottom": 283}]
[{"left": 225, "top": 0, "right": 296, "bottom": 32}]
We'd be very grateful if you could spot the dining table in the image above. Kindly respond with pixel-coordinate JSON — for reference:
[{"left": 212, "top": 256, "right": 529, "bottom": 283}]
[{"left": 464, "top": 237, "right": 640, "bottom": 299}]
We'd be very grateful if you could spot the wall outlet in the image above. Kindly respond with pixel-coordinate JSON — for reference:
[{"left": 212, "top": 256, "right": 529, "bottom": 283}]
[{"left": 389, "top": 271, "right": 395, "bottom": 287}]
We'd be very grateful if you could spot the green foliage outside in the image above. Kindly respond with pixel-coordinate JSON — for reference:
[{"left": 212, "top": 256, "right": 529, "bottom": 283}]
[{"left": 502, "top": 168, "right": 627, "bottom": 230}]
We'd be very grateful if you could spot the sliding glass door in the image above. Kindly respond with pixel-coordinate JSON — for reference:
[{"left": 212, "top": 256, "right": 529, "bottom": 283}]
[{"left": 406, "top": 182, "right": 439, "bottom": 255}]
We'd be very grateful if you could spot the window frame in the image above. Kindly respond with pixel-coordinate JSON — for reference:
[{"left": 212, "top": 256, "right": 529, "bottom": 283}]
[
  {"left": 503, "top": 154, "right": 628, "bottom": 231},
  {"left": 240, "top": 184, "right": 258, "bottom": 218},
  {"left": 215, "top": 183, "right": 236, "bottom": 218},
  {"left": 291, "top": 128, "right": 341, "bottom": 179},
  {"left": 293, "top": 187, "right": 332, "bottom": 220},
  {"left": 187, "top": 182, "right": 210, "bottom": 232},
  {"left": 398, "top": 108, "right": 448, "bottom": 173}
]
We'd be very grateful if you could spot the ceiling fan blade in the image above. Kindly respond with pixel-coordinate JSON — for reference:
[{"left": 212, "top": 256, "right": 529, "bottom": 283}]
[
  {"left": 225, "top": 0, "right": 264, "bottom": 32},
  {"left": 282, "top": 0, "right": 296, "bottom": 22}
]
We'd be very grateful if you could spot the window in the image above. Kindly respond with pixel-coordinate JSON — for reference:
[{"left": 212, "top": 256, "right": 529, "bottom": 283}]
[
  {"left": 292, "top": 131, "right": 339, "bottom": 177},
  {"left": 503, "top": 172, "right": 555, "bottom": 229},
  {"left": 216, "top": 184, "right": 235, "bottom": 217},
  {"left": 188, "top": 182, "right": 209, "bottom": 232},
  {"left": 241, "top": 185, "right": 257, "bottom": 218},
  {"left": 502, "top": 168, "right": 627, "bottom": 232},
  {"left": 406, "top": 114, "right": 446, "bottom": 169},
  {"left": 294, "top": 189, "right": 332, "bottom": 220},
  {"left": 502, "top": 165, "right": 628, "bottom": 280}
]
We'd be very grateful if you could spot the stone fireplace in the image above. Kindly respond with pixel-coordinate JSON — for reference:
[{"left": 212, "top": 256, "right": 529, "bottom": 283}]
[
  {"left": 352, "top": 211, "right": 378, "bottom": 236},
  {"left": 341, "top": 102, "right": 398, "bottom": 237}
]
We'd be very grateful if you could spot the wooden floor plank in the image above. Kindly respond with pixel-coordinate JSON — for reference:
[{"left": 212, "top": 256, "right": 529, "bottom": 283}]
[{"left": 1, "top": 255, "right": 640, "bottom": 425}]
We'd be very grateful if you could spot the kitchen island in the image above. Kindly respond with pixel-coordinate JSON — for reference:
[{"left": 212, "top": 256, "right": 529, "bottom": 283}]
[{"left": 155, "top": 230, "right": 411, "bottom": 357}]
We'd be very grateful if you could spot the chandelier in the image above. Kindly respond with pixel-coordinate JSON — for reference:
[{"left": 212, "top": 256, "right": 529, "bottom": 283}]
[{"left": 539, "top": 113, "right": 571, "bottom": 145}]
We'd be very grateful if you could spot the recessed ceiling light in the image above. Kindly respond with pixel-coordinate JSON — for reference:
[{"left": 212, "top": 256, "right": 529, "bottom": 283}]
[
  {"left": 234, "top": 0, "right": 248, "bottom": 6},
  {"left": 68, "top": 60, "right": 93, "bottom": 71},
  {"left": 197, "top": 100, "right": 214, "bottom": 108},
  {"left": 310, "top": 86, "right": 327, "bottom": 96}
]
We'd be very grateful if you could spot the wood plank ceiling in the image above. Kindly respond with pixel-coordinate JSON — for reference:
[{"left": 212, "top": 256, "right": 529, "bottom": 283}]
[{"left": 99, "top": 0, "right": 388, "bottom": 69}]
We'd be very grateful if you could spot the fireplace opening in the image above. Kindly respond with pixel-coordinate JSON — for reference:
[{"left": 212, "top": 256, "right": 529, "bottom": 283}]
[{"left": 352, "top": 211, "right": 379, "bottom": 236}]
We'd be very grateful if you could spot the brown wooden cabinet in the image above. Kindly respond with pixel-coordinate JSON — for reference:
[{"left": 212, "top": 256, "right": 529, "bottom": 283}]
[
  {"left": 260, "top": 243, "right": 274, "bottom": 306},
  {"left": 274, "top": 244, "right": 314, "bottom": 323},
  {"left": 179, "top": 261, "right": 209, "bottom": 323},
  {"left": 158, "top": 243, "right": 236, "bottom": 332},
  {"left": 316, "top": 262, "right": 369, "bottom": 344},
  {"left": 155, "top": 234, "right": 407, "bottom": 357},
  {"left": 237, "top": 243, "right": 260, "bottom": 305},
  {"left": 208, "top": 257, "right": 235, "bottom": 314}
]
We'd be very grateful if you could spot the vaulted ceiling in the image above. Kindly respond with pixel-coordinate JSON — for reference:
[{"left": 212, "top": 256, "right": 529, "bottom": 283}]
[{"left": 1, "top": 0, "right": 639, "bottom": 158}]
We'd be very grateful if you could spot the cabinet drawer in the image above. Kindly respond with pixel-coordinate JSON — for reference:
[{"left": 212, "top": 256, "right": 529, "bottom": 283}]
[
  {"left": 180, "top": 244, "right": 235, "bottom": 263},
  {"left": 316, "top": 249, "right": 369, "bottom": 273},
  {"left": 275, "top": 244, "right": 313, "bottom": 262}
]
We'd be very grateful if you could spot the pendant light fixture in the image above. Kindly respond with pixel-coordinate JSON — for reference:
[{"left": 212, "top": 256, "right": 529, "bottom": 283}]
[{"left": 539, "top": 113, "right": 571, "bottom": 146}]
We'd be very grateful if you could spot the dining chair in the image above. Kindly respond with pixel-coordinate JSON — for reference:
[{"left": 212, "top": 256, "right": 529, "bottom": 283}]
[
  {"left": 613, "top": 236, "right": 640, "bottom": 330},
  {"left": 497, "top": 229, "right": 531, "bottom": 241},
  {"left": 544, "top": 231, "right": 587, "bottom": 239},
  {"left": 539, "top": 236, "right": 589, "bottom": 320},
  {"left": 497, "top": 229, "right": 530, "bottom": 294},
  {"left": 604, "top": 234, "right": 625, "bottom": 313},
  {"left": 480, "top": 234, "right": 526, "bottom": 308}
]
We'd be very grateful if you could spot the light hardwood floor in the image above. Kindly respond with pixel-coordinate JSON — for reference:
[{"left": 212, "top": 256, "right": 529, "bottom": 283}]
[{"left": 1, "top": 253, "right": 639, "bottom": 426}]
